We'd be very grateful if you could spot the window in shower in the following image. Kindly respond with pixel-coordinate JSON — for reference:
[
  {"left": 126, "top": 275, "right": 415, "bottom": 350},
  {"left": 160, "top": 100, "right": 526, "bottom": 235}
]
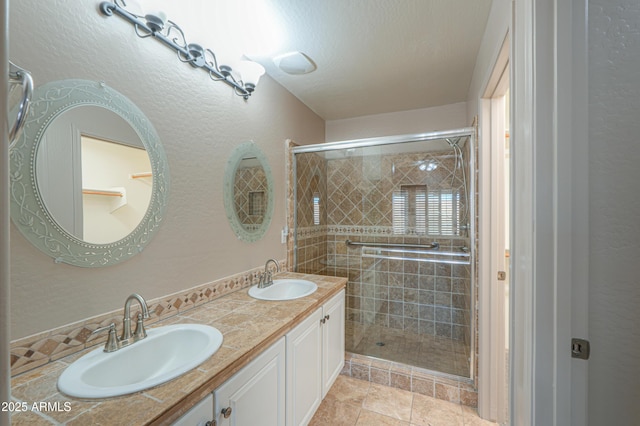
[
  {"left": 313, "top": 192, "right": 320, "bottom": 225},
  {"left": 393, "top": 185, "right": 428, "bottom": 234},
  {"left": 427, "top": 189, "right": 461, "bottom": 236},
  {"left": 392, "top": 190, "right": 408, "bottom": 234},
  {"left": 394, "top": 185, "right": 463, "bottom": 235}
]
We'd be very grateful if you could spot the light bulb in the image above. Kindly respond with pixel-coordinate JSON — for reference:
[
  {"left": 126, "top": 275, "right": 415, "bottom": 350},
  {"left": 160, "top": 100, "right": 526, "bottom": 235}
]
[
  {"left": 144, "top": 11, "right": 167, "bottom": 32},
  {"left": 237, "top": 60, "right": 265, "bottom": 92}
]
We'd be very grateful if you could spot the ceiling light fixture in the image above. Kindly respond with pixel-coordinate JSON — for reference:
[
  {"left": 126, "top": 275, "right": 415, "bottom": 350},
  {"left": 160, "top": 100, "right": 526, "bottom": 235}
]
[
  {"left": 273, "top": 51, "right": 317, "bottom": 75},
  {"left": 99, "top": 1, "right": 265, "bottom": 100},
  {"left": 419, "top": 160, "right": 438, "bottom": 172}
]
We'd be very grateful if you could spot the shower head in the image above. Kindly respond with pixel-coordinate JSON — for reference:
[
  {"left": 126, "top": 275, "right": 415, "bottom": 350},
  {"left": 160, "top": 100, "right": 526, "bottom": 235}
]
[{"left": 445, "top": 137, "right": 462, "bottom": 148}]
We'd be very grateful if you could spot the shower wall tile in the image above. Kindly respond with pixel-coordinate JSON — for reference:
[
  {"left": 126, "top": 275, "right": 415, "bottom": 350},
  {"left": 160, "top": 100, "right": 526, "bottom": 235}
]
[
  {"left": 293, "top": 145, "right": 478, "bottom": 397},
  {"left": 329, "top": 229, "right": 469, "bottom": 342},
  {"left": 233, "top": 166, "right": 267, "bottom": 226},
  {"left": 318, "top": 148, "right": 474, "bottom": 357},
  {"left": 326, "top": 151, "right": 468, "bottom": 230},
  {"left": 294, "top": 150, "right": 329, "bottom": 274}
]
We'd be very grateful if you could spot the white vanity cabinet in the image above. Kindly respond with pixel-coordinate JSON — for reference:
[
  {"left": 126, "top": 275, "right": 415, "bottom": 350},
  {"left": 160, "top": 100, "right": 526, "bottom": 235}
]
[
  {"left": 286, "top": 308, "right": 323, "bottom": 426},
  {"left": 171, "top": 394, "right": 214, "bottom": 426},
  {"left": 207, "top": 289, "right": 345, "bottom": 426},
  {"left": 286, "top": 290, "right": 345, "bottom": 426},
  {"left": 321, "top": 289, "right": 345, "bottom": 398},
  {"left": 214, "top": 337, "right": 286, "bottom": 426}
]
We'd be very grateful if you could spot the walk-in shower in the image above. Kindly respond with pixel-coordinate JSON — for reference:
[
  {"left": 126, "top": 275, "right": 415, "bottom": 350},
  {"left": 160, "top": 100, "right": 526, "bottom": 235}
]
[{"left": 291, "top": 128, "right": 475, "bottom": 379}]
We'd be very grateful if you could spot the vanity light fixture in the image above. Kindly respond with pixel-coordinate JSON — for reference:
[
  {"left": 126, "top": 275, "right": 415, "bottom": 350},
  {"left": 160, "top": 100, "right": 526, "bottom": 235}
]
[{"left": 99, "top": 1, "right": 265, "bottom": 100}]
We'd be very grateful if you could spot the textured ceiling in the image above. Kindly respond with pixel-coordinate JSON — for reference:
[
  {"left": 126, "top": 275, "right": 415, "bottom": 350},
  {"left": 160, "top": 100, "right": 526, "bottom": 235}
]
[{"left": 137, "top": 0, "right": 493, "bottom": 121}]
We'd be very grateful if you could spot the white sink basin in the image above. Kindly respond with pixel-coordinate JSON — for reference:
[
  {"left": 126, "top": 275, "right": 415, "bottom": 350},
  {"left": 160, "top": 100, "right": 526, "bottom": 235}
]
[
  {"left": 248, "top": 279, "right": 318, "bottom": 301},
  {"left": 57, "top": 324, "right": 223, "bottom": 399}
]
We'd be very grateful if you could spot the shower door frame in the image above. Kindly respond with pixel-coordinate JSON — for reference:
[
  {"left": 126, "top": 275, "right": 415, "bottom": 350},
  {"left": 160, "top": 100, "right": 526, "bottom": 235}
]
[{"left": 291, "top": 127, "right": 477, "bottom": 381}]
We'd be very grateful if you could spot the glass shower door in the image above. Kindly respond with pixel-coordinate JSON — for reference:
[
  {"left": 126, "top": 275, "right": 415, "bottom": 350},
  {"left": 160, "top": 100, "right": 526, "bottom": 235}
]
[{"left": 294, "top": 132, "right": 474, "bottom": 379}]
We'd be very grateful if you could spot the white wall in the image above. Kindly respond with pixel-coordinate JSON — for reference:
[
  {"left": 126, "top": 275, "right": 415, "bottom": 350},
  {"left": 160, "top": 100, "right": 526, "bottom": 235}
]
[
  {"left": 325, "top": 102, "right": 468, "bottom": 142},
  {"left": 9, "top": 0, "right": 325, "bottom": 339},
  {"left": 588, "top": 1, "right": 640, "bottom": 423}
]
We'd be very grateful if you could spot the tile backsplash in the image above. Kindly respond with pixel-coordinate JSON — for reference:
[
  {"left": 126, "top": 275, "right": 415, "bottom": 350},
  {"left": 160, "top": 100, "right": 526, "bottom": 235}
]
[{"left": 10, "top": 260, "right": 286, "bottom": 377}]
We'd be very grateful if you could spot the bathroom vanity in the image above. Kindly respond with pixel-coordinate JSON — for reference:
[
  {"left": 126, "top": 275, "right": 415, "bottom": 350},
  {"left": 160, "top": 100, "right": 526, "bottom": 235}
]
[
  {"left": 9, "top": 273, "right": 346, "bottom": 425},
  {"left": 177, "top": 289, "right": 344, "bottom": 426}
]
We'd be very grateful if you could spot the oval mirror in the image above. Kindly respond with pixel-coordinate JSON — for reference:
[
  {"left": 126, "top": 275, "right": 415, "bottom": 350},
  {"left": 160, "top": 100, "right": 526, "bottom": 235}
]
[
  {"left": 223, "top": 141, "right": 274, "bottom": 242},
  {"left": 10, "top": 79, "right": 169, "bottom": 267}
]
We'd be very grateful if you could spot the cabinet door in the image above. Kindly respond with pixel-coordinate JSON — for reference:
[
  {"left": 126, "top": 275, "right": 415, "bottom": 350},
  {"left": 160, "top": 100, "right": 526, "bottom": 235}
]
[
  {"left": 322, "top": 290, "right": 345, "bottom": 398},
  {"left": 214, "top": 338, "right": 285, "bottom": 426},
  {"left": 171, "top": 394, "right": 213, "bottom": 426},
  {"left": 286, "top": 307, "right": 323, "bottom": 426}
]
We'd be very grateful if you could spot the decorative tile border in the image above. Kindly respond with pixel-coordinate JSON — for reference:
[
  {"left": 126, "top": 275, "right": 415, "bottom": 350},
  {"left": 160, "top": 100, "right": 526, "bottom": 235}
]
[
  {"left": 341, "top": 352, "right": 477, "bottom": 408},
  {"left": 296, "top": 225, "right": 328, "bottom": 240},
  {"left": 326, "top": 225, "right": 471, "bottom": 242},
  {"left": 10, "top": 259, "right": 287, "bottom": 377}
]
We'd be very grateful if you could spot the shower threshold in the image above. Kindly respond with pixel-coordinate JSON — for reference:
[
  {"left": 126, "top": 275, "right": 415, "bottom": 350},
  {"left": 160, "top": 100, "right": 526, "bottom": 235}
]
[{"left": 346, "top": 321, "right": 470, "bottom": 378}]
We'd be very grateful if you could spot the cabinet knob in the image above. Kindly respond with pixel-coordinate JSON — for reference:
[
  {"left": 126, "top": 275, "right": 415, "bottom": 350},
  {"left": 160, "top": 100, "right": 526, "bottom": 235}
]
[
  {"left": 221, "top": 407, "right": 232, "bottom": 418},
  {"left": 325, "top": 314, "right": 330, "bottom": 321}
]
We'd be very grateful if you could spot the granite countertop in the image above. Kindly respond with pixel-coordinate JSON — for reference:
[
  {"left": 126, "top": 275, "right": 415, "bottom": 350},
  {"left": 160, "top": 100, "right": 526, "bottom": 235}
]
[{"left": 9, "top": 272, "right": 347, "bottom": 425}]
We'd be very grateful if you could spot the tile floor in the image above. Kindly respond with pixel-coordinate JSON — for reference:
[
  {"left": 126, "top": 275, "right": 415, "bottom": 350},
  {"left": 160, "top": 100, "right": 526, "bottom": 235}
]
[
  {"left": 347, "top": 322, "right": 470, "bottom": 377},
  {"left": 310, "top": 375, "right": 497, "bottom": 426}
]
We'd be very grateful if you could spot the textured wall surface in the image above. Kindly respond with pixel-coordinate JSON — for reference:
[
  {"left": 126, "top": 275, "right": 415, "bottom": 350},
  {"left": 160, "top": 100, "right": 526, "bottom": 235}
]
[
  {"left": 8, "top": 0, "right": 324, "bottom": 339},
  {"left": 589, "top": 0, "right": 640, "bottom": 423},
  {"left": 325, "top": 102, "right": 469, "bottom": 142}
]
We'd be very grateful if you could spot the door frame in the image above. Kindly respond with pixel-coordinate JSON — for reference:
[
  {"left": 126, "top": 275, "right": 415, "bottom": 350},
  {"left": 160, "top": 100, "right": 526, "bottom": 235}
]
[
  {"left": 510, "top": 0, "right": 589, "bottom": 424},
  {"left": 478, "top": 33, "right": 510, "bottom": 423},
  {"left": 1, "top": 1, "right": 11, "bottom": 425}
]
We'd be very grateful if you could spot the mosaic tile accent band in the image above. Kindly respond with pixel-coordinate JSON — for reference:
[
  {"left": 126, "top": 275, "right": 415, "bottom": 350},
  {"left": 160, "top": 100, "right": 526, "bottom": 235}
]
[{"left": 9, "top": 260, "right": 286, "bottom": 377}]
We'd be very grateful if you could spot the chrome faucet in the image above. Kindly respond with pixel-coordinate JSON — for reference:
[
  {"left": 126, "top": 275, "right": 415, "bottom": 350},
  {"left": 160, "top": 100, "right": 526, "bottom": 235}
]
[
  {"left": 90, "top": 293, "right": 150, "bottom": 352},
  {"left": 258, "top": 258, "right": 280, "bottom": 288}
]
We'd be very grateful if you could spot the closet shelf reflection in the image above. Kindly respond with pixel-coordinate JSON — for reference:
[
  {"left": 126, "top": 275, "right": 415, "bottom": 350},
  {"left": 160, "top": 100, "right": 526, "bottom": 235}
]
[
  {"left": 130, "top": 172, "right": 152, "bottom": 179},
  {"left": 82, "top": 188, "right": 125, "bottom": 197},
  {"left": 82, "top": 187, "right": 128, "bottom": 213}
]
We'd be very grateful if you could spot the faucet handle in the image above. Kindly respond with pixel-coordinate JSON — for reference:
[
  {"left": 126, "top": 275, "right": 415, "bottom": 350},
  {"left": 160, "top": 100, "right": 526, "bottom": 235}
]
[
  {"left": 133, "top": 313, "right": 147, "bottom": 340},
  {"left": 91, "top": 323, "right": 119, "bottom": 352}
]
